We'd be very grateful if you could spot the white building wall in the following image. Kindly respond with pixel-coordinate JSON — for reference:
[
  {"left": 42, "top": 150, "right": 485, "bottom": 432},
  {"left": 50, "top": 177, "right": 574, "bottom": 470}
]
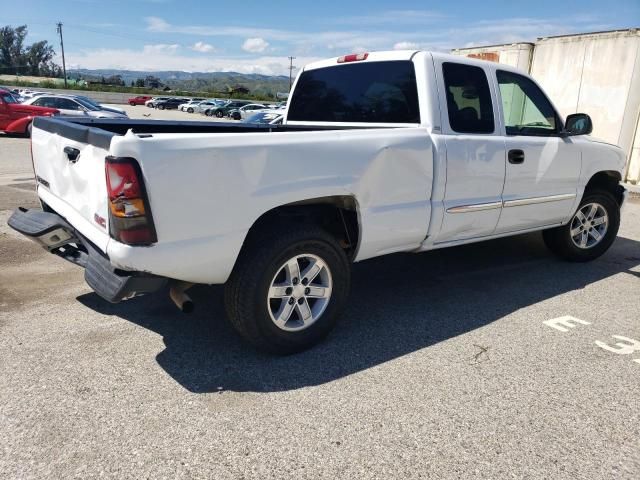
[{"left": 451, "top": 43, "right": 534, "bottom": 72}]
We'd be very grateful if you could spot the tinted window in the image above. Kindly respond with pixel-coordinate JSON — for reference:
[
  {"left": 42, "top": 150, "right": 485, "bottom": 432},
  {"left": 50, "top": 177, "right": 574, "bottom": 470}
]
[
  {"left": 288, "top": 61, "right": 420, "bottom": 123},
  {"left": 442, "top": 62, "right": 494, "bottom": 134},
  {"left": 2, "top": 93, "right": 17, "bottom": 104},
  {"left": 497, "top": 70, "right": 558, "bottom": 136},
  {"left": 56, "top": 98, "right": 83, "bottom": 110},
  {"left": 33, "top": 97, "right": 56, "bottom": 108}
]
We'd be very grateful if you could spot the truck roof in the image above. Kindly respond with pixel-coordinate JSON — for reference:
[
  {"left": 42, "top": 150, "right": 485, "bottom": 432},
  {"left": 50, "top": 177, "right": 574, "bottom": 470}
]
[{"left": 302, "top": 49, "right": 522, "bottom": 73}]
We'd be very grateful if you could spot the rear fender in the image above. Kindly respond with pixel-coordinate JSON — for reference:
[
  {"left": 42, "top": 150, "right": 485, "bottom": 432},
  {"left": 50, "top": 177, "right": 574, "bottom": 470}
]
[{"left": 5, "top": 116, "right": 33, "bottom": 134}]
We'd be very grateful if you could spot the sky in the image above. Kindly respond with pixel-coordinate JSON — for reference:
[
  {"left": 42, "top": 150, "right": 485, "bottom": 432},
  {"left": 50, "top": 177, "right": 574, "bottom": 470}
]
[{"left": 4, "top": 0, "right": 640, "bottom": 76}]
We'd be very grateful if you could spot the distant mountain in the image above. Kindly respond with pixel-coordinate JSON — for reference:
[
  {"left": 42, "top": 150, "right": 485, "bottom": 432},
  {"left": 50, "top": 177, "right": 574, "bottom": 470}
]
[{"left": 70, "top": 69, "right": 290, "bottom": 95}]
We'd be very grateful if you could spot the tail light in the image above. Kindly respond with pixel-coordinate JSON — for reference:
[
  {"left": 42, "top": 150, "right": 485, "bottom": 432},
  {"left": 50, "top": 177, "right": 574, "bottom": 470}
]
[
  {"left": 337, "top": 52, "right": 369, "bottom": 63},
  {"left": 105, "top": 156, "right": 157, "bottom": 245}
]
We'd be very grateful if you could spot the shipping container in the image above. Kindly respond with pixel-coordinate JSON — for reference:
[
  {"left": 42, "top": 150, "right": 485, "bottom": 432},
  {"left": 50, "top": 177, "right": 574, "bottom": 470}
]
[{"left": 451, "top": 43, "right": 534, "bottom": 73}]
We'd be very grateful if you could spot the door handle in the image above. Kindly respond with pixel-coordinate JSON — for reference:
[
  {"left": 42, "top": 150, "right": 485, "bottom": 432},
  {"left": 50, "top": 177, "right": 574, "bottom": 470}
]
[
  {"left": 63, "top": 146, "right": 80, "bottom": 163},
  {"left": 508, "top": 149, "right": 525, "bottom": 164}
]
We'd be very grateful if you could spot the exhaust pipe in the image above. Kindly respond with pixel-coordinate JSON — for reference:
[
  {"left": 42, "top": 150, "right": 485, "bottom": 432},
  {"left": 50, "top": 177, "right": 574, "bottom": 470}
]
[{"left": 169, "top": 281, "right": 195, "bottom": 313}]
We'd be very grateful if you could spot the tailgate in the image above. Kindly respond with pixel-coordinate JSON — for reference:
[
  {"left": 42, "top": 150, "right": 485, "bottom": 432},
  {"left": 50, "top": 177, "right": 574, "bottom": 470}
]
[{"left": 31, "top": 117, "right": 115, "bottom": 252}]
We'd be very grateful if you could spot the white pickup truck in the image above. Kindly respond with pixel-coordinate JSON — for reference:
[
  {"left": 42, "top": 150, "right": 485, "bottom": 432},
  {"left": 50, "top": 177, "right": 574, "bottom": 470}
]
[{"left": 9, "top": 50, "right": 628, "bottom": 354}]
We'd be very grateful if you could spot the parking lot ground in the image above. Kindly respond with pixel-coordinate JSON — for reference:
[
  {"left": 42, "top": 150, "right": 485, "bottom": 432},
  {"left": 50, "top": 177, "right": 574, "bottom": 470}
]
[{"left": 1, "top": 134, "right": 639, "bottom": 479}]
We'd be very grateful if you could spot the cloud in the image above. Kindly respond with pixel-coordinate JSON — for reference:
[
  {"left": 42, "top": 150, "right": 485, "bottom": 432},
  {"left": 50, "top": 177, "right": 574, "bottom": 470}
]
[
  {"left": 335, "top": 10, "right": 446, "bottom": 26},
  {"left": 191, "top": 41, "right": 215, "bottom": 53},
  {"left": 393, "top": 41, "right": 420, "bottom": 50},
  {"left": 142, "top": 44, "right": 179, "bottom": 54},
  {"left": 242, "top": 37, "right": 269, "bottom": 53}
]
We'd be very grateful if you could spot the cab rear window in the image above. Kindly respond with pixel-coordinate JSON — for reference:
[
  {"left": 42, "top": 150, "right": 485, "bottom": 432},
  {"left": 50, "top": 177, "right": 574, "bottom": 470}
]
[{"left": 288, "top": 60, "right": 420, "bottom": 123}]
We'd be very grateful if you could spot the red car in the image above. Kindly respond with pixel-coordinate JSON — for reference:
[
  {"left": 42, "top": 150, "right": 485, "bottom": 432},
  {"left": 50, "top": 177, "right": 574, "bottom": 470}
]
[
  {"left": 0, "top": 89, "right": 58, "bottom": 136},
  {"left": 128, "top": 95, "right": 152, "bottom": 106}
]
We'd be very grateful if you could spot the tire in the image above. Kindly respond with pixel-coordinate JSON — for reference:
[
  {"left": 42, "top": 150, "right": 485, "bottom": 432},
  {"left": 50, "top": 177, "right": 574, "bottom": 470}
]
[
  {"left": 224, "top": 224, "right": 351, "bottom": 354},
  {"left": 542, "top": 189, "right": 620, "bottom": 262},
  {"left": 158, "top": 105, "right": 165, "bottom": 110},
  {"left": 129, "top": 102, "right": 136, "bottom": 106},
  {"left": 205, "top": 110, "right": 213, "bottom": 117},
  {"left": 187, "top": 107, "right": 194, "bottom": 113},
  {"left": 23, "top": 122, "right": 32, "bottom": 138},
  {"left": 215, "top": 110, "right": 224, "bottom": 118}
]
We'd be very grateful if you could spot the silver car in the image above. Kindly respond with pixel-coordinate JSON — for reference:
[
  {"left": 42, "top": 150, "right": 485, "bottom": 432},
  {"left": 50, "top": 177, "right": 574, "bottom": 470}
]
[{"left": 23, "top": 95, "right": 128, "bottom": 118}]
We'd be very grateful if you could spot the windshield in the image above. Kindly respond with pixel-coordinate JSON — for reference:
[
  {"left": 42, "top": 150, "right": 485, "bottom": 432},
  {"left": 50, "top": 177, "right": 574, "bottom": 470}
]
[
  {"left": 1, "top": 92, "right": 17, "bottom": 104},
  {"left": 288, "top": 60, "right": 420, "bottom": 123}
]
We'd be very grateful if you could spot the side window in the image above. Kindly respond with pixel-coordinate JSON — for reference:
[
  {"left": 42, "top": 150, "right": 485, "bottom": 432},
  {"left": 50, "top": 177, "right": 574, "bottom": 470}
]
[
  {"left": 497, "top": 70, "right": 558, "bottom": 136},
  {"left": 56, "top": 98, "right": 82, "bottom": 110},
  {"left": 442, "top": 62, "right": 494, "bottom": 134},
  {"left": 32, "top": 98, "right": 49, "bottom": 107}
]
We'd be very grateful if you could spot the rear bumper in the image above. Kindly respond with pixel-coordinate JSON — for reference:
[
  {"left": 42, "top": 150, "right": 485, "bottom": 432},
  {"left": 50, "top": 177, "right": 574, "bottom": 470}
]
[{"left": 7, "top": 207, "right": 167, "bottom": 302}]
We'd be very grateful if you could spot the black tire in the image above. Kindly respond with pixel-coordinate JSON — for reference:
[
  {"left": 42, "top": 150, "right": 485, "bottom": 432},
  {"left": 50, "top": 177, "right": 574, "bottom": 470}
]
[
  {"left": 543, "top": 189, "right": 620, "bottom": 262},
  {"left": 158, "top": 104, "right": 165, "bottom": 110},
  {"left": 129, "top": 102, "right": 136, "bottom": 106},
  {"left": 23, "top": 122, "right": 32, "bottom": 138},
  {"left": 205, "top": 110, "right": 213, "bottom": 117},
  {"left": 215, "top": 110, "right": 224, "bottom": 118},
  {"left": 224, "top": 224, "right": 351, "bottom": 354},
  {"left": 187, "top": 107, "right": 194, "bottom": 113}
]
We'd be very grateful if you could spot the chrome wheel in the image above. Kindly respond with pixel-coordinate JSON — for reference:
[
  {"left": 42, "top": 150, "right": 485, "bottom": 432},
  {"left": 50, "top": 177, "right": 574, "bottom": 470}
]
[
  {"left": 267, "top": 254, "right": 333, "bottom": 332},
  {"left": 570, "top": 202, "right": 608, "bottom": 249}
]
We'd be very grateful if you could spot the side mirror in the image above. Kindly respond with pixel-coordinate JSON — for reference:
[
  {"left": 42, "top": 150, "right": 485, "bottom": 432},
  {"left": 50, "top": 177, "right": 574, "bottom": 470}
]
[{"left": 562, "top": 113, "right": 592, "bottom": 136}]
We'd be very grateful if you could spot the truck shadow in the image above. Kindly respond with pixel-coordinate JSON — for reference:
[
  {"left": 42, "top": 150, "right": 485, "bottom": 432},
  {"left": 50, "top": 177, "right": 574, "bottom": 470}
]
[{"left": 77, "top": 233, "right": 640, "bottom": 393}]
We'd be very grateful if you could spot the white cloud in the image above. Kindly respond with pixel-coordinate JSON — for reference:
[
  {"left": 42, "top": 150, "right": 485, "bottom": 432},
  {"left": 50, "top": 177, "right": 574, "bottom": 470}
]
[
  {"left": 242, "top": 37, "right": 270, "bottom": 53},
  {"left": 191, "top": 41, "right": 215, "bottom": 53},
  {"left": 393, "top": 41, "right": 420, "bottom": 50},
  {"left": 142, "top": 44, "right": 180, "bottom": 54}
]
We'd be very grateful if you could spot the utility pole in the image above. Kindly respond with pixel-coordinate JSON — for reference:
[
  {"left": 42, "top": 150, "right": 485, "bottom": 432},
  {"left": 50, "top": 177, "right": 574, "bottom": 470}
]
[
  {"left": 56, "top": 22, "right": 67, "bottom": 87},
  {"left": 288, "top": 56, "right": 296, "bottom": 90}
]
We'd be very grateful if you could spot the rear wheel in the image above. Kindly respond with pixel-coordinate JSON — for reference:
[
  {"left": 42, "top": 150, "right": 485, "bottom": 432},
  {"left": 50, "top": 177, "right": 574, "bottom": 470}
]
[
  {"left": 543, "top": 189, "right": 620, "bottom": 262},
  {"left": 158, "top": 105, "right": 165, "bottom": 110},
  {"left": 129, "top": 102, "right": 136, "bottom": 106},
  {"left": 215, "top": 110, "right": 224, "bottom": 118},
  {"left": 224, "top": 225, "right": 350, "bottom": 354},
  {"left": 187, "top": 107, "right": 194, "bottom": 113},
  {"left": 205, "top": 110, "right": 213, "bottom": 117}
]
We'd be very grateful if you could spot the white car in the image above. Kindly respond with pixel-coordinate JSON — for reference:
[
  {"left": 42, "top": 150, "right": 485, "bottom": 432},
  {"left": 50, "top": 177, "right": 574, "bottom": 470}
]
[
  {"left": 229, "top": 103, "right": 270, "bottom": 120},
  {"left": 23, "top": 95, "right": 128, "bottom": 118},
  {"left": 144, "top": 97, "right": 170, "bottom": 108},
  {"left": 243, "top": 109, "right": 284, "bottom": 124},
  {"left": 179, "top": 100, "right": 206, "bottom": 113},
  {"left": 10, "top": 50, "right": 628, "bottom": 354}
]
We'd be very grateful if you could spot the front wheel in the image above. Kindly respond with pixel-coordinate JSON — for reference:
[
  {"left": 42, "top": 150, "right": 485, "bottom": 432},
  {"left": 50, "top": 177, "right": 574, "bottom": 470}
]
[
  {"left": 215, "top": 110, "right": 224, "bottom": 118},
  {"left": 224, "top": 225, "right": 351, "bottom": 354},
  {"left": 187, "top": 107, "right": 194, "bottom": 113},
  {"left": 157, "top": 105, "right": 165, "bottom": 110},
  {"left": 543, "top": 189, "right": 620, "bottom": 262}
]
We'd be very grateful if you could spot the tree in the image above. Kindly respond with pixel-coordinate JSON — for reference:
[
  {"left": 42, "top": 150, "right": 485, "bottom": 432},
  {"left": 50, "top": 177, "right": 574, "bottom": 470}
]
[
  {"left": 0, "top": 25, "right": 60, "bottom": 76},
  {"left": 135, "top": 78, "right": 145, "bottom": 88},
  {"left": 24, "top": 40, "right": 55, "bottom": 76}
]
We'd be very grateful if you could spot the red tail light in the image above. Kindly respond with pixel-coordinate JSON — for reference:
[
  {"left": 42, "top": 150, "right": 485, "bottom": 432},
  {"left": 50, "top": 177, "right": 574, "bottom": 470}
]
[
  {"left": 105, "top": 156, "right": 157, "bottom": 245},
  {"left": 337, "top": 52, "right": 369, "bottom": 63}
]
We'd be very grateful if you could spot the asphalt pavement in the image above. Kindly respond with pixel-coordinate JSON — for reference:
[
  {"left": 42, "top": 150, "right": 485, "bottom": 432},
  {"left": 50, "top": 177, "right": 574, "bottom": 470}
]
[{"left": 1, "top": 129, "right": 639, "bottom": 479}]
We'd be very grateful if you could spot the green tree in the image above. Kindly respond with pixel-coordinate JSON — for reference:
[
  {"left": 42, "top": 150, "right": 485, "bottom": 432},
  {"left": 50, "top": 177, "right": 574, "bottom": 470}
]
[{"left": 0, "top": 25, "right": 60, "bottom": 76}]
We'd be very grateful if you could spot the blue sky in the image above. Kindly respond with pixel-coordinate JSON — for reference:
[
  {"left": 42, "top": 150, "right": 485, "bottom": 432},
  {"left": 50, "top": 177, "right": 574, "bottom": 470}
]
[{"left": 5, "top": 0, "right": 639, "bottom": 75}]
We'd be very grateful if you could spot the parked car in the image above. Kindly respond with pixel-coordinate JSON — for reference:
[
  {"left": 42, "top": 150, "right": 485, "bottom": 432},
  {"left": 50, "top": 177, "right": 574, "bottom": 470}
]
[
  {"left": 8, "top": 50, "right": 629, "bottom": 355},
  {"left": 205, "top": 100, "right": 252, "bottom": 117},
  {"left": 23, "top": 95, "right": 128, "bottom": 118},
  {"left": 228, "top": 104, "right": 269, "bottom": 120},
  {"left": 243, "top": 109, "right": 284, "bottom": 125},
  {"left": 195, "top": 100, "right": 225, "bottom": 114},
  {"left": 154, "top": 98, "right": 186, "bottom": 110},
  {"left": 128, "top": 95, "right": 152, "bottom": 106},
  {"left": 179, "top": 99, "right": 207, "bottom": 112},
  {"left": 0, "top": 88, "right": 58, "bottom": 136},
  {"left": 145, "top": 97, "right": 170, "bottom": 108},
  {"left": 75, "top": 95, "right": 127, "bottom": 116}
]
